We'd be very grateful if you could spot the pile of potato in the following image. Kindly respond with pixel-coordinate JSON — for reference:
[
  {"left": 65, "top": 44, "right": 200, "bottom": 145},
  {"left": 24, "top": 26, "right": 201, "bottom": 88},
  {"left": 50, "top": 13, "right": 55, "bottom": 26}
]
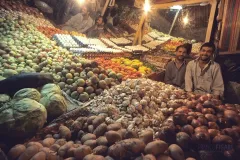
[{"left": 7, "top": 114, "right": 190, "bottom": 160}]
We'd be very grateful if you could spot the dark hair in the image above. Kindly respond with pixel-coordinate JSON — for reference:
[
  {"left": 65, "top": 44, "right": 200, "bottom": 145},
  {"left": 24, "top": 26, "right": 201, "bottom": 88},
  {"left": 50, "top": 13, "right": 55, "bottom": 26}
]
[
  {"left": 200, "top": 42, "right": 215, "bottom": 52},
  {"left": 175, "top": 45, "right": 188, "bottom": 52}
]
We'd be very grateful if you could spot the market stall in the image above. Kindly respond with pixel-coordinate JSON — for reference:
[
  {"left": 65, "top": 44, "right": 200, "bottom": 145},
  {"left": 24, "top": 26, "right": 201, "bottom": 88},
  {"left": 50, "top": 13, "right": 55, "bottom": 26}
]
[{"left": 0, "top": 0, "right": 240, "bottom": 160}]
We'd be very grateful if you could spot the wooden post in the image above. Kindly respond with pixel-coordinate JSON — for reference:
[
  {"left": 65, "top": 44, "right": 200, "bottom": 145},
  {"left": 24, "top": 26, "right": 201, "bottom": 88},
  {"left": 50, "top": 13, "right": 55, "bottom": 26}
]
[
  {"left": 133, "top": 13, "right": 146, "bottom": 45},
  {"left": 205, "top": 0, "right": 217, "bottom": 42},
  {"left": 168, "top": 9, "right": 181, "bottom": 35},
  {"left": 101, "top": 0, "right": 110, "bottom": 16}
]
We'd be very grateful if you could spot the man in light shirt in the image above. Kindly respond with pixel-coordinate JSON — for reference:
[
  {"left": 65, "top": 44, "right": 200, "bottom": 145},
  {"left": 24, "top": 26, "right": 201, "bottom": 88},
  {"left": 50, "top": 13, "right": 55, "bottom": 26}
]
[
  {"left": 185, "top": 42, "right": 224, "bottom": 99},
  {"left": 62, "top": 5, "right": 94, "bottom": 33},
  {"left": 164, "top": 45, "right": 188, "bottom": 89}
]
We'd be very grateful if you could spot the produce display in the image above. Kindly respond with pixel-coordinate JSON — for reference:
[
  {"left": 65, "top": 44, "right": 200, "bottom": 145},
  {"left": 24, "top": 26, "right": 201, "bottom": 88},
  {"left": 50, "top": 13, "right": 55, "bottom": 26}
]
[
  {"left": 111, "top": 58, "right": 152, "bottom": 75},
  {"left": 0, "top": 8, "right": 54, "bottom": 27},
  {"left": 161, "top": 38, "right": 186, "bottom": 52},
  {"left": 53, "top": 34, "right": 80, "bottom": 48},
  {"left": 124, "top": 45, "right": 149, "bottom": 52},
  {"left": 110, "top": 37, "right": 132, "bottom": 46},
  {"left": 1, "top": 2, "right": 240, "bottom": 160},
  {"left": 0, "top": 0, "right": 43, "bottom": 18},
  {"left": 95, "top": 58, "right": 142, "bottom": 80},
  {"left": 37, "top": 26, "right": 85, "bottom": 38},
  {"left": 0, "top": 17, "right": 122, "bottom": 102},
  {"left": 5, "top": 79, "right": 240, "bottom": 160}
]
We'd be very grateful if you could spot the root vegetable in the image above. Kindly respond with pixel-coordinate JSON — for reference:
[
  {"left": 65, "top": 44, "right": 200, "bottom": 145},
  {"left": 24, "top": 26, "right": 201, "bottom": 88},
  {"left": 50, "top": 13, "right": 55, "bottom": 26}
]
[
  {"left": 18, "top": 145, "right": 39, "bottom": 160},
  {"left": 93, "top": 123, "right": 107, "bottom": 137},
  {"left": 50, "top": 144, "right": 61, "bottom": 152},
  {"left": 117, "top": 129, "right": 127, "bottom": 139},
  {"left": 40, "top": 147, "right": 58, "bottom": 160},
  {"left": 105, "top": 131, "right": 122, "bottom": 145},
  {"left": 84, "top": 140, "right": 97, "bottom": 149},
  {"left": 74, "top": 145, "right": 92, "bottom": 160},
  {"left": 29, "top": 151, "right": 46, "bottom": 160},
  {"left": 140, "top": 130, "right": 153, "bottom": 144},
  {"left": 181, "top": 125, "right": 194, "bottom": 136},
  {"left": 156, "top": 155, "right": 173, "bottom": 160},
  {"left": 105, "top": 156, "right": 114, "bottom": 160},
  {"left": 67, "top": 147, "right": 76, "bottom": 158},
  {"left": 83, "top": 154, "right": 105, "bottom": 160},
  {"left": 96, "top": 136, "right": 108, "bottom": 146},
  {"left": 58, "top": 141, "right": 74, "bottom": 158},
  {"left": 168, "top": 144, "right": 184, "bottom": 160},
  {"left": 143, "top": 154, "right": 156, "bottom": 160},
  {"left": 176, "top": 132, "right": 191, "bottom": 149},
  {"left": 108, "top": 138, "right": 145, "bottom": 158},
  {"left": 7, "top": 144, "right": 26, "bottom": 160},
  {"left": 124, "top": 130, "right": 138, "bottom": 139},
  {"left": 205, "top": 114, "right": 217, "bottom": 122},
  {"left": 192, "top": 132, "right": 210, "bottom": 144},
  {"left": 107, "top": 123, "right": 122, "bottom": 131},
  {"left": 194, "top": 126, "right": 208, "bottom": 133},
  {"left": 191, "top": 119, "right": 201, "bottom": 128},
  {"left": 92, "top": 116, "right": 105, "bottom": 128},
  {"left": 81, "top": 134, "right": 96, "bottom": 144},
  {"left": 144, "top": 140, "right": 168, "bottom": 156},
  {"left": 208, "top": 129, "right": 220, "bottom": 139},
  {"left": 26, "top": 142, "right": 43, "bottom": 149},
  {"left": 208, "top": 122, "right": 219, "bottom": 130},
  {"left": 212, "top": 135, "right": 233, "bottom": 145},
  {"left": 42, "top": 138, "right": 56, "bottom": 147},
  {"left": 93, "top": 145, "right": 108, "bottom": 156},
  {"left": 88, "top": 125, "right": 94, "bottom": 133},
  {"left": 173, "top": 113, "right": 188, "bottom": 126},
  {"left": 59, "top": 126, "right": 71, "bottom": 140},
  {"left": 64, "top": 158, "right": 75, "bottom": 160},
  {"left": 55, "top": 139, "right": 67, "bottom": 146},
  {"left": 87, "top": 116, "right": 97, "bottom": 125}
]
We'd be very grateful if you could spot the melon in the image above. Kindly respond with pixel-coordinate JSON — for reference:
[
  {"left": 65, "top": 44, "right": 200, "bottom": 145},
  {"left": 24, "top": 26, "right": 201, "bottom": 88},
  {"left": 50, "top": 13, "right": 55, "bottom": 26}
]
[
  {"left": 79, "top": 92, "right": 89, "bottom": 102},
  {"left": 87, "top": 71, "right": 94, "bottom": 78},
  {"left": 93, "top": 68, "right": 100, "bottom": 74},
  {"left": 71, "top": 91, "right": 79, "bottom": 99},
  {"left": 98, "top": 74, "right": 106, "bottom": 80},
  {"left": 85, "top": 86, "right": 94, "bottom": 94},
  {"left": 99, "top": 80, "right": 107, "bottom": 89},
  {"left": 77, "top": 79, "right": 85, "bottom": 87},
  {"left": 66, "top": 73, "right": 73, "bottom": 79},
  {"left": 77, "top": 87, "right": 84, "bottom": 94},
  {"left": 90, "top": 76, "right": 99, "bottom": 84}
]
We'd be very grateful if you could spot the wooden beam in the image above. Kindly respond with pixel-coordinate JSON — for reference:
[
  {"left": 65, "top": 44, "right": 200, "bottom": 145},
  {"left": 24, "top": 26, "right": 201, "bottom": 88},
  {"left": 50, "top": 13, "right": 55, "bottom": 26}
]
[
  {"left": 219, "top": 50, "right": 240, "bottom": 55},
  {"left": 153, "top": 0, "right": 211, "bottom": 9},
  {"left": 217, "top": 0, "right": 225, "bottom": 21},
  {"left": 205, "top": 0, "right": 217, "bottom": 42},
  {"left": 133, "top": 13, "right": 146, "bottom": 45},
  {"left": 229, "top": 0, "right": 240, "bottom": 51},
  {"left": 101, "top": 0, "right": 110, "bottom": 16},
  {"left": 219, "top": 0, "right": 229, "bottom": 49}
]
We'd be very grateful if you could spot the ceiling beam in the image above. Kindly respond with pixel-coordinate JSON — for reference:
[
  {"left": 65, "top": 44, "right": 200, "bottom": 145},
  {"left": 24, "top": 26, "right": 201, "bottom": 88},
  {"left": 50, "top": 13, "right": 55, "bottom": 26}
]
[{"left": 152, "top": 0, "right": 212, "bottom": 9}]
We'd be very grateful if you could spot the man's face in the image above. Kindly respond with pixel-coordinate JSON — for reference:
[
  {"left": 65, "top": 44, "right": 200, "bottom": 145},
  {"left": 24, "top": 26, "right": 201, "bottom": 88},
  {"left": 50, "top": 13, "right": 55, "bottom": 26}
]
[
  {"left": 82, "top": 7, "right": 88, "bottom": 15},
  {"left": 97, "top": 17, "right": 103, "bottom": 25},
  {"left": 199, "top": 46, "right": 213, "bottom": 62},
  {"left": 176, "top": 47, "right": 187, "bottom": 61}
]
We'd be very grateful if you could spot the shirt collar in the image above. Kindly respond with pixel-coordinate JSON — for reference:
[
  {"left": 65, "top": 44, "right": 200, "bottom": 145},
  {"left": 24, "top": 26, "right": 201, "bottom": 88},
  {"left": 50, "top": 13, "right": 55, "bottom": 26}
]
[
  {"left": 173, "top": 58, "right": 187, "bottom": 65},
  {"left": 194, "top": 57, "right": 214, "bottom": 65}
]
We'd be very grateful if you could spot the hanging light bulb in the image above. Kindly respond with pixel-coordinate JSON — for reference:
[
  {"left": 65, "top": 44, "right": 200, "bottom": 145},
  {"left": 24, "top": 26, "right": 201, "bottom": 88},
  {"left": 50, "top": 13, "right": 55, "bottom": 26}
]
[
  {"left": 144, "top": 0, "right": 151, "bottom": 13},
  {"left": 78, "top": 0, "right": 85, "bottom": 4},
  {"left": 183, "top": 15, "right": 189, "bottom": 25}
]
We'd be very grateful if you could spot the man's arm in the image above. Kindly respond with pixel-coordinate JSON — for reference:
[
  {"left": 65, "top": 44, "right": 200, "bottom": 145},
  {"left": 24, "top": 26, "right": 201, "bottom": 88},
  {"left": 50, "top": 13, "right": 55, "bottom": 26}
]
[
  {"left": 185, "top": 62, "right": 193, "bottom": 92},
  {"left": 212, "top": 64, "right": 224, "bottom": 98},
  {"left": 79, "top": 19, "right": 95, "bottom": 33},
  {"left": 164, "top": 62, "right": 173, "bottom": 85}
]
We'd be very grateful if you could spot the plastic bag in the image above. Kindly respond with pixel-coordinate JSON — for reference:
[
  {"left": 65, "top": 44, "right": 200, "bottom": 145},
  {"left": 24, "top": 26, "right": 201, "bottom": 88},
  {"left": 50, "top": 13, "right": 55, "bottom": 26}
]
[{"left": 34, "top": 0, "right": 53, "bottom": 13}]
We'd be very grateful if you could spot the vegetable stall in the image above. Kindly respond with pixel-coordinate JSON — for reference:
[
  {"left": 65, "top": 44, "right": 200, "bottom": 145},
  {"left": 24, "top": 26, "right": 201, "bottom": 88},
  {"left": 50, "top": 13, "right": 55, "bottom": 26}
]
[{"left": 0, "top": 0, "right": 240, "bottom": 160}]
